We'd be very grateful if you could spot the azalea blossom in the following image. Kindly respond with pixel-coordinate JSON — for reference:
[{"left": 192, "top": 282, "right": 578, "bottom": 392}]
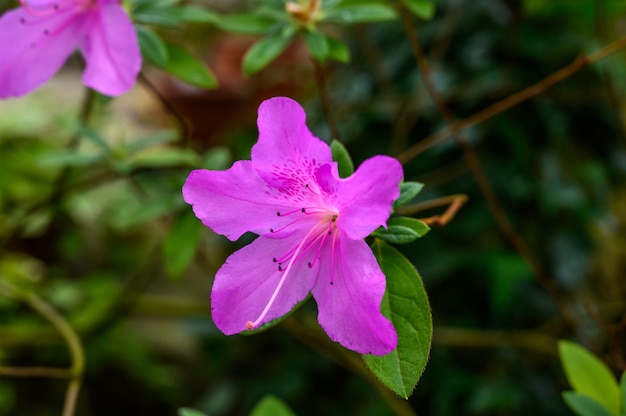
[
  {"left": 0, "top": 0, "right": 141, "bottom": 98},
  {"left": 183, "top": 97, "right": 403, "bottom": 355}
]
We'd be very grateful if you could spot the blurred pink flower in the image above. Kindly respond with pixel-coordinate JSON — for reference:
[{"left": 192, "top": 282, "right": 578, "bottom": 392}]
[
  {"left": 0, "top": 0, "right": 141, "bottom": 98},
  {"left": 183, "top": 97, "right": 402, "bottom": 355}
]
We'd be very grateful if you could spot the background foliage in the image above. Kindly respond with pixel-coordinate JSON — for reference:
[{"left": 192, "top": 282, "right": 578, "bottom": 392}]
[{"left": 1, "top": 0, "right": 626, "bottom": 415}]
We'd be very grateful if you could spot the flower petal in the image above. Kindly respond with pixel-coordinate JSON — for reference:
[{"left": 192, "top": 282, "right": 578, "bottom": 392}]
[
  {"left": 252, "top": 97, "right": 332, "bottom": 190},
  {"left": 211, "top": 234, "right": 316, "bottom": 334},
  {"left": 183, "top": 161, "right": 320, "bottom": 241},
  {"left": 317, "top": 155, "right": 403, "bottom": 240},
  {"left": 312, "top": 236, "right": 397, "bottom": 355},
  {"left": 0, "top": 7, "right": 82, "bottom": 98},
  {"left": 79, "top": 2, "right": 141, "bottom": 96}
]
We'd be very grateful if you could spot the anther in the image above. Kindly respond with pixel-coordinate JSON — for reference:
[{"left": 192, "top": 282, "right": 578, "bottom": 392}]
[
  {"left": 330, "top": 282, "right": 334, "bottom": 285},
  {"left": 301, "top": 208, "right": 306, "bottom": 213},
  {"left": 305, "top": 184, "right": 309, "bottom": 188},
  {"left": 272, "top": 257, "right": 277, "bottom": 262},
  {"left": 278, "top": 265, "right": 283, "bottom": 271},
  {"left": 270, "top": 228, "right": 274, "bottom": 233},
  {"left": 246, "top": 321, "right": 254, "bottom": 330},
  {"left": 276, "top": 211, "right": 281, "bottom": 216},
  {"left": 307, "top": 262, "right": 312, "bottom": 268}
]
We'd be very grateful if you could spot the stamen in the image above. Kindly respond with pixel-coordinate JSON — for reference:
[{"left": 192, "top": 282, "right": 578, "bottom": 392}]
[
  {"left": 246, "top": 221, "right": 326, "bottom": 330},
  {"left": 329, "top": 228, "right": 339, "bottom": 285}
]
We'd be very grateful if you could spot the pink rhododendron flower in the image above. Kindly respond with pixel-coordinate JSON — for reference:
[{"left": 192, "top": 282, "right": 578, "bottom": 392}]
[
  {"left": 183, "top": 97, "right": 403, "bottom": 355},
  {"left": 0, "top": 0, "right": 141, "bottom": 98}
]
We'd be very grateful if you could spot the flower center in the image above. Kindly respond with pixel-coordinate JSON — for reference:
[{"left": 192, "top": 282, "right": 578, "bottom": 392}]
[{"left": 245, "top": 205, "right": 339, "bottom": 330}]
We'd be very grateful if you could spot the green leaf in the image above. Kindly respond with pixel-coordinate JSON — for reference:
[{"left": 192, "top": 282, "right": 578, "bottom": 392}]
[
  {"left": 131, "top": 148, "right": 200, "bottom": 168},
  {"left": 371, "top": 217, "right": 430, "bottom": 244},
  {"left": 323, "top": 3, "right": 397, "bottom": 24},
  {"left": 126, "top": 130, "right": 179, "bottom": 154},
  {"left": 215, "top": 13, "right": 277, "bottom": 34},
  {"left": 242, "top": 29, "right": 295, "bottom": 76},
  {"left": 326, "top": 37, "right": 350, "bottom": 63},
  {"left": 38, "top": 151, "right": 104, "bottom": 167},
  {"left": 202, "top": 147, "right": 231, "bottom": 170},
  {"left": 403, "top": 0, "right": 436, "bottom": 20},
  {"left": 164, "top": 43, "right": 217, "bottom": 89},
  {"left": 365, "top": 240, "right": 432, "bottom": 399},
  {"left": 134, "top": 8, "right": 181, "bottom": 26},
  {"left": 559, "top": 340, "right": 620, "bottom": 415},
  {"left": 562, "top": 392, "right": 615, "bottom": 416},
  {"left": 172, "top": 6, "right": 219, "bottom": 23},
  {"left": 330, "top": 140, "right": 354, "bottom": 177},
  {"left": 178, "top": 408, "right": 208, "bottom": 416},
  {"left": 76, "top": 125, "right": 111, "bottom": 152},
  {"left": 305, "top": 29, "right": 330, "bottom": 63},
  {"left": 163, "top": 210, "right": 203, "bottom": 280},
  {"left": 136, "top": 25, "right": 169, "bottom": 68},
  {"left": 619, "top": 371, "right": 626, "bottom": 416},
  {"left": 393, "top": 181, "right": 424, "bottom": 209},
  {"left": 250, "top": 395, "right": 295, "bottom": 416}
]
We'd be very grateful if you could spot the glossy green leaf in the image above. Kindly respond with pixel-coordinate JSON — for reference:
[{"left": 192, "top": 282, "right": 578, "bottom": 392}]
[
  {"left": 242, "top": 29, "right": 295, "bottom": 76},
  {"left": 163, "top": 210, "right": 203, "bottom": 280},
  {"left": 326, "top": 37, "right": 350, "bottom": 63},
  {"left": 323, "top": 3, "right": 397, "bottom": 24},
  {"left": 250, "top": 395, "right": 295, "bottom": 416},
  {"left": 178, "top": 408, "right": 208, "bottom": 416},
  {"left": 393, "top": 181, "right": 424, "bottom": 209},
  {"left": 371, "top": 217, "right": 430, "bottom": 244},
  {"left": 136, "top": 25, "right": 168, "bottom": 68},
  {"left": 330, "top": 140, "right": 354, "bottom": 177},
  {"left": 134, "top": 8, "right": 180, "bottom": 26},
  {"left": 403, "top": 0, "right": 436, "bottom": 20},
  {"left": 559, "top": 340, "right": 620, "bottom": 415},
  {"left": 164, "top": 44, "right": 217, "bottom": 89},
  {"left": 215, "top": 14, "right": 277, "bottom": 34},
  {"left": 365, "top": 240, "right": 432, "bottom": 399},
  {"left": 305, "top": 29, "right": 330, "bottom": 63},
  {"left": 562, "top": 392, "right": 615, "bottom": 416}
]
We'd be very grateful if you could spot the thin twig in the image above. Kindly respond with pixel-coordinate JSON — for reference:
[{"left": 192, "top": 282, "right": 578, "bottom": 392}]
[
  {"left": 413, "top": 194, "right": 468, "bottom": 227},
  {"left": 312, "top": 59, "right": 342, "bottom": 142},
  {"left": 396, "top": 32, "right": 626, "bottom": 164}
]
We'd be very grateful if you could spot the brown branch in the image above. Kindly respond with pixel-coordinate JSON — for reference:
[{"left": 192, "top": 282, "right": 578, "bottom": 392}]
[
  {"left": 397, "top": 194, "right": 468, "bottom": 227},
  {"left": 312, "top": 59, "right": 342, "bottom": 142},
  {"left": 416, "top": 194, "right": 468, "bottom": 227},
  {"left": 396, "top": 33, "right": 626, "bottom": 164},
  {"left": 397, "top": 3, "right": 572, "bottom": 325}
]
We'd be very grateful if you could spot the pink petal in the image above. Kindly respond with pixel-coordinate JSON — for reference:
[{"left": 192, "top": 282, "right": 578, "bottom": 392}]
[
  {"left": 312, "top": 236, "right": 397, "bottom": 355},
  {"left": 183, "top": 161, "right": 320, "bottom": 241},
  {"left": 79, "top": 2, "right": 141, "bottom": 96},
  {"left": 317, "top": 155, "right": 403, "bottom": 240},
  {"left": 0, "top": 7, "right": 82, "bottom": 98},
  {"left": 252, "top": 97, "right": 333, "bottom": 189},
  {"left": 211, "top": 234, "right": 316, "bottom": 334}
]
